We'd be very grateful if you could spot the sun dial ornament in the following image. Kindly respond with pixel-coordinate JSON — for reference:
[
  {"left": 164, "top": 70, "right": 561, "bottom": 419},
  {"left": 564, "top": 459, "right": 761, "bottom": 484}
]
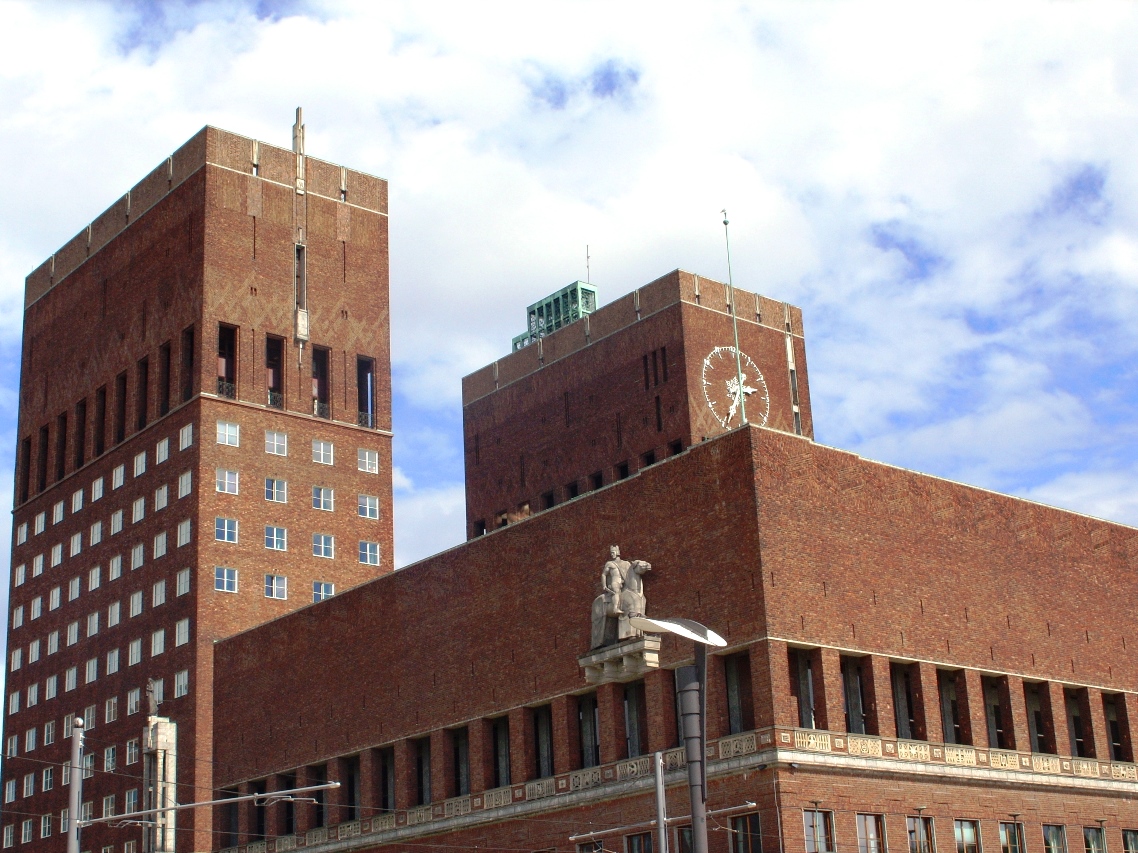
[{"left": 701, "top": 346, "right": 770, "bottom": 428}]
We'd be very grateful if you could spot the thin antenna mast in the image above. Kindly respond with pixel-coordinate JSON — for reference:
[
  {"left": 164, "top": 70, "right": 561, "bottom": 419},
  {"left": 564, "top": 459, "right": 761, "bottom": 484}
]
[
  {"left": 586, "top": 245, "right": 591, "bottom": 283},
  {"left": 723, "top": 210, "right": 747, "bottom": 426}
]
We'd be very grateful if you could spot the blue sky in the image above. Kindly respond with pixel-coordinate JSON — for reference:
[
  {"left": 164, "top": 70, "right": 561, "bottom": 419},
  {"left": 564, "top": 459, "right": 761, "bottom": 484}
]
[{"left": 1, "top": 0, "right": 1137, "bottom": 583}]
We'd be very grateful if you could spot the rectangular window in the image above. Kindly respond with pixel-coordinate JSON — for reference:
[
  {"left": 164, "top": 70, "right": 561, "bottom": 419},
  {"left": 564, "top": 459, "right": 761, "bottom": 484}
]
[
  {"left": 265, "top": 430, "right": 288, "bottom": 456},
  {"left": 89, "top": 521, "right": 102, "bottom": 546},
  {"left": 126, "top": 738, "right": 139, "bottom": 763},
  {"left": 69, "top": 577, "right": 81, "bottom": 600},
  {"left": 127, "top": 689, "right": 140, "bottom": 714},
  {"left": 131, "top": 542, "right": 144, "bottom": 569},
  {"left": 132, "top": 497, "right": 146, "bottom": 523},
  {"left": 112, "top": 464, "right": 125, "bottom": 489},
  {"left": 624, "top": 680, "right": 647, "bottom": 758},
  {"left": 217, "top": 421, "right": 240, "bottom": 446},
  {"left": 34, "top": 512, "right": 44, "bottom": 534},
  {"left": 71, "top": 489, "right": 83, "bottom": 513},
  {"left": 23, "top": 729, "right": 34, "bottom": 752},
  {"left": 48, "top": 587, "right": 60, "bottom": 610},
  {"left": 312, "top": 486, "right": 334, "bottom": 510},
  {"left": 266, "top": 336, "right": 285, "bottom": 408},
  {"left": 10, "top": 607, "right": 21, "bottom": 629},
  {"left": 125, "top": 789, "right": 138, "bottom": 814},
  {"left": 128, "top": 640, "right": 142, "bottom": 665},
  {"left": 1084, "top": 828, "right": 1105, "bottom": 853},
  {"left": 27, "top": 641, "right": 39, "bottom": 664},
  {"left": 181, "top": 324, "right": 196, "bottom": 402},
  {"left": 805, "top": 810, "right": 836, "bottom": 853},
  {"left": 85, "top": 658, "right": 97, "bottom": 683},
  {"left": 312, "top": 346, "right": 331, "bottom": 418},
  {"left": 175, "top": 618, "right": 190, "bottom": 646},
  {"left": 154, "top": 484, "right": 168, "bottom": 510},
  {"left": 579, "top": 693, "right": 600, "bottom": 768},
  {"left": 151, "top": 629, "right": 165, "bottom": 656},
  {"left": 313, "top": 439, "right": 334, "bottom": 464},
  {"left": 21, "top": 821, "right": 31, "bottom": 844},
  {"left": 985, "top": 676, "right": 1011, "bottom": 750},
  {"left": 51, "top": 543, "right": 62, "bottom": 566},
  {"left": 177, "top": 568, "right": 191, "bottom": 595},
  {"left": 313, "top": 582, "right": 334, "bottom": 602},
  {"left": 1120, "top": 831, "right": 1138, "bottom": 853},
  {"left": 29, "top": 597, "right": 42, "bottom": 620},
  {"left": 108, "top": 601, "right": 121, "bottom": 626},
  {"left": 626, "top": 834, "right": 652, "bottom": 853},
  {"left": 892, "top": 662, "right": 918, "bottom": 740},
  {"left": 130, "top": 590, "right": 143, "bottom": 616},
  {"left": 1068, "top": 689, "right": 1090, "bottom": 758},
  {"left": 103, "top": 743, "right": 117, "bottom": 769},
  {"left": 1000, "top": 823, "right": 1024, "bottom": 853},
  {"left": 265, "top": 526, "right": 287, "bottom": 551},
  {"left": 217, "top": 323, "right": 237, "bottom": 397},
  {"left": 153, "top": 580, "right": 166, "bottom": 606},
  {"left": 87, "top": 611, "right": 99, "bottom": 637},
  {"left": 9, "top": 649, "right": 21, "bottom": 672},
  {"left": 111, "top": 509, "right": 123, "bottom": 534},
  {"left": 955, "top": 820, "right": 981, "bottom": 853},
  {"left": 533, "top": 704, "right": 554, "bottom": 779},
  {"left": 69, "top": 531, "right": 82, "bottom": 556},
  {"left": 136, "top": 355, "right": 150, "bottom": 430},
  {"left": 215, "top": 567, "right": 238, "bottom": 593},
  {"left": 178, "top": 470, "right": 192, "bottom": 498},
  {"left": 12, "top": 565, "right": 23, "bottom": 587},
  {"left": 2, "top": 781, "right": 11, "bottom": 803},
  {"left": 45, "top": 676, "right": 57, "bottom": 700},
  {"left": 3, "top": 825, "right": 13, "bottom": 848},
  {"left": 265, "top": 478, "right": 287, "bottom": 502},
  {"left": 909, "top": 817, "right": 936, "bottom": 853},
  {"left": 179, "top": 422, "right": 193, "bottom": 450},
  {"left": 358, "top": 448, "right": 379, "bottom": 473},
  {"left": 858, "top": 814, "right": 885, "bottom": 853},
  {"left": 102, "top": 793, "right": 115, "bottom": 818},
  {"left": 174, "top": 670, "right": 188, "bottom": 698},
  {"left": 15, "top": 523, "right": 26, "bottom": 545},
  {"left": 264, "top": 575, "right": 287, "bottom": 599},
  {"left": 359, "top": 540, "right": 380, "bottom": 565},
  {"left": 153, "top": 531, "right": 167, "bottom": 558},
  {"left": 177, "top": 519, "right": 191, "bottom": 546},
  {"left": 156, "top": 436, "right": 169, "bottom": 464},
  {"left": 39, "top": 815, "right": 50, "bottom": 840},
  {"left": 86, "top": 565, "right": 101, "bottom": 591},
  {"left": 216, "top": 469, "right": 239, "bottom": 494},
  {"left": 25, "top": 684, "right": 37, "bottom": 708},
  {"left": 133, "top": 450, "right": 146, "bottom": 478},
  {"left": 109, "top": 555, "right": 122, "bottom": 579},
  {"left": 32, "top": 554, "right": 43, "bottom": 576},
  {"left": 47, "top": 632, "right": 59, "bottom": 654},
  {"left": 64, "top": 667, "right": 76, "bottom": 691},
  {"left": 106, "top": 648, "right": 119, "bottom": 674},
  {"left": 356, "top": 356, "right": 376, "bottom": 427},
  {"left": 724, "top": 650, "right": 755, "bottom": 735},
  {"left": 358, "top": 494, "right": 379, "bottom": 519},
  {"left": 91, "top": 477, "right": 104, "bottom": 501},
  {"left": 41, "top": 767, "right": 53, "bottom": 792},
  {"left": 215, "top": 517, "right": 238, "bottom": 542},
  {"left": 415, "top": 738, "right": 431, "bottom": 806},
  {"left": 313, "top": 534, "right": 334, "bottom": 558}
]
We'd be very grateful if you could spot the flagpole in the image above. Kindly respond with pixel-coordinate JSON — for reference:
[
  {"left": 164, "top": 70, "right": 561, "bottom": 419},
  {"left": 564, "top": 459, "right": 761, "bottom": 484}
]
[{"left": 722, "top": 210, "right": 747, "bottom": 426}]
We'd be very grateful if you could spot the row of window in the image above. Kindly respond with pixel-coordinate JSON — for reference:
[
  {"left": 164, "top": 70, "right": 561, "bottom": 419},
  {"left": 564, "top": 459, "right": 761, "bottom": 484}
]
[
  {"left": 215, "top": 469, "right": 380, "bottom": 517},
  {"left": 11, "top": 518, "right": 193, "bottom": 631},
  {"left": 213, "top": 568, "right": 334, "bottom": 602},
  {"left": 211, "top": 520, "right": 380, "bottom": 563},
  {"left": 216, "top": 422, "right": 380, "bottom": 474}
]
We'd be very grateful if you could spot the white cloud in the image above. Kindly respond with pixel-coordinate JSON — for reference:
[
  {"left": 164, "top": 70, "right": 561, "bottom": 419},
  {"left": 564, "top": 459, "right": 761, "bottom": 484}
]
[{"left": 392, "top": 482, "right": 466, "bottom": 569}]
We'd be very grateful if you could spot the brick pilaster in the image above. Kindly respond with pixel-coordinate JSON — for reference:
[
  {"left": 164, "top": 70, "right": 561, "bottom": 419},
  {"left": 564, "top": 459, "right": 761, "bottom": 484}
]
[
  {"left": 912, "top": 662, "right": 942, "bottom": 743},
  {"left": 597, "top": 681, "right": 627, "bottom": 764},
  {"left": 817, "top": 647, "right": 846, "bottom": 732},
  {"left": 645, "top": 668, "right": 678, "bottom": 753},
  {"left": 958, "top": 669, "right": 987, "bottom": 748},
  {"left": 552, "top": 694, "right": 579, "bottom": 774},
  {"left": 863, "top": 655, "right": 896, "bottom": 739},
  {"left": 510, "top": 706, "right": 534, "bottom": 784},
  {"left": 1003, "top": 675, "right": 1031, "bottom": 752}
]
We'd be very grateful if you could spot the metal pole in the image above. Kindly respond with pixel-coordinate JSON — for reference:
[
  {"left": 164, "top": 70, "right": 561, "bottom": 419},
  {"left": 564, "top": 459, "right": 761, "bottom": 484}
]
[
  {"left": 676, "top": 662, "right": 708, "bottom": 853},
  {"left": 654, "top": 751, "right": 669, "bottom": 853},
  {"left": 67, "top": 719, "right": 85, "bottom": 853},
  {"left": 722, "top": 210, "right": 747, "bottom": 426}
]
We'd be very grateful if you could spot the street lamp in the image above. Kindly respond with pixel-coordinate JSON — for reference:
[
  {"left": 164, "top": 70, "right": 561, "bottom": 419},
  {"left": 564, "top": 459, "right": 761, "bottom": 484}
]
[{"left": 630, "top": 616, "right": 727, "bottom": 853}]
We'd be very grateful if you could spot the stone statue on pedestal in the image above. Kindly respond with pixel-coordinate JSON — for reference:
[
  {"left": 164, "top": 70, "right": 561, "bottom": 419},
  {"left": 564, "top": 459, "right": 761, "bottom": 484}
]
[{"left": 590, "top": 545, "right": 651, "bottom": 649}]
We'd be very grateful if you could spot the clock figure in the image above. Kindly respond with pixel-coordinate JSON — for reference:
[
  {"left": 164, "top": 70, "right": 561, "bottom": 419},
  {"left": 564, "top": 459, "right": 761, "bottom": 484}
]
[{"left": 701, "top": 346, "right": 770, "bottom": 428}]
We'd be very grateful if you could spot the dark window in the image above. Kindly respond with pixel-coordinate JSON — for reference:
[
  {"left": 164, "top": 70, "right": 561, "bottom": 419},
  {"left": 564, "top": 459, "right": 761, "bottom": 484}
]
[
  {"left": 93, "top": 386, "right": 106, "bottom": 457},
  {"left": 220, "top": 790, "right": 239, "bottom": 849},
  {"left": 18, "top": 437, "right": 31, "bottom": 504},
  {"left": 378, "top": 747, "right": 395, "bottom": 813},
  {"left": 415, "top": 738, "right": 431, "bottom": 805},
  {"left": 158, "top": 341, "right": 172, "bottom": 416},
  {"left": 491, "top": 717, "right": 511, "bottom": 788},
  {"left": 36, "top": 425, "right": 49, "bottom": 492},
  {"left": 841, "top": 656, "right": 867, "bottom": 735},
  {"left": 279, "top": 773, "right": 296, "bottom": 835},
  {"left": 54, "top": 412, "right": 67, "bottom": 482},
  {"left": 858, "top": 814, "right": 885, "bottom": 853},
  {"left": 357, "top": 356, "right": 376, "bottom": 428},
  {"left": 955, "top": 820, "right": 980, "bottom": 853},
  {"left": 1067, "top": 688, "right": 1089, "bottom": 757},
  {"left": 1025, "top": 682, "right": 1050, "bottom": 753},
  {"left": 628, "top": 833, "right": 653, "bottom": 853},
  {"left": 136, "top": 356, "right": 149, "bottom": 429},
  {"left": 616, "top": 461, "right": 630, "bottom": 480},
  {"left": 472, "top": 520, "right": 487, "bottom": 538},
  {"left": 938, "top": 670, "right": 964, "bottom": 745},
  {"left": 217, "top": 325, "right": 237, "bottom": 399},
  {"left": 661, "top": 346, "right": 668, "bottom": 382},
  {"left": 1042, "top": 826, "right": 1067, "bottom": 853},
  {"left": 343, "top": 756, "right": 361, "bottom": 821},
  {"left": 725, "top": 651, "right": 755, "bottom": 735},
  {"left": 668, "top": 439, "right": 683, "bottom": 456},
  {"left": 1121, "top": 830, "right": 1138, "bottom": 853},
  {"left": 641, "top": 450, "right": 656, "bottom": 468},
  {"left": 309, "top": 764, "right": 327, "bottom": 827},
  {"left": 533, "top": 705, "right": 554, "bottom": 778},
  {"left": 181, "top": 325, "right": 195, "bottom": 403},
  {"left": 567, "top": 480, "right": 580, "bottom": 499},
  {"left": 908, "top": 816, "right": 935, "bottom": 853},
  {"left": 295, "top": 244, "right": 307, "bottom": 308},
  {"left": 452, "top": 727, "right": 470, "bottom": 796},
  {"left": 74, "top": 400, "right": 87, "bottom": 469},
  {"left": 1000, "top": 822, "right": 1025, "bottom": 853},
  {"left": 589, "top": 471, "right": 603, "bottom": 491},
  {"left": 891, "top": 662, "right": 917, "bottom": 740},
  {"left": 731, "top": 814, "right": 762, "bottom": 853},
  {"left": 541, "top": 491, "right": 556, "bottom": 510},
  {"left": 251, "top": 780, "right": 266, "bottom": 841},
  {"left": 114, "top": 372, "right": 127, "bottom": 444},
  {"left": 265, "top": 336, "right": 284, "bottom": 409},
  {"left": 495, "top": 511, "right": 508, "bottom": 529},
  {"left": 805, "top": 810, "right": 836, "bottom": 853},
  {"left": 1084, "top": 827, "right": 1106, "bottom": 853},
  {"left": 312, "top": 346, "right": 330, "bottom": 418},
  {"left": 791, "top": 648, "right": 817, "bottom": 729},
  {"left": 1103, "top": 693, "right": 1127, "bottom": 761},
  {"left": 624, "top": 680, "right": 647, "bottom": 758},
  {"left": 984, "top": 676, "right": 1011, "bottom": 749},
  {"left": 578, "top": 693, "right": 600, "bottom": 768}
]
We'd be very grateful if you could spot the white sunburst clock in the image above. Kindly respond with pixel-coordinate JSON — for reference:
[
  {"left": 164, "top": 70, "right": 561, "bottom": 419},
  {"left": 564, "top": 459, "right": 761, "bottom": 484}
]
[{"left": 701, "top": 345, "right": 770, "bottom": 428}]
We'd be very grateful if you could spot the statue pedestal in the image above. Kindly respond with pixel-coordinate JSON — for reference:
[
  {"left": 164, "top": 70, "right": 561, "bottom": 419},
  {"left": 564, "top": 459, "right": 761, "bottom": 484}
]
[{"left": 577, "top": 635, "right": 661, "bottom": 685}]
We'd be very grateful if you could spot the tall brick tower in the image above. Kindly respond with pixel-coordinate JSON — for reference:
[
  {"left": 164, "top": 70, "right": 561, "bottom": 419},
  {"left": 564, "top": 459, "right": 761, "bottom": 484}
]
[{"left": 3, "top": 121, "right": 392, "bottom": 853}]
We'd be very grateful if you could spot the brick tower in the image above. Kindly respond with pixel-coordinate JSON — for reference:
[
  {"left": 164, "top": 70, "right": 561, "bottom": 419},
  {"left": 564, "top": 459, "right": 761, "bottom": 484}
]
[{"left": 2, "top": 120, "right": 392, "bottom": 853}]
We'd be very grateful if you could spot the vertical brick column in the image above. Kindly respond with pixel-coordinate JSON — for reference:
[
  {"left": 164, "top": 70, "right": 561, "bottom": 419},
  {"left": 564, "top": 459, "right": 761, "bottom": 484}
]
[
  {"left": 236, "top": 781, "right": 254, "bottom": 843},
  {"left": 705, "top": 653, "right": 729, "bottom": 738},
  {"left": 430, "top": 729, "right": 450, "bottom": 803},
  {"left": 265, "top": 775, "right": 289, "bottom": 839},
  {"left": 294, "top": 765, "right": 315, "bottom": 835},
  {"left": 509, "top": 706, "right": 534, "bottom": 784},
  {"left": 325, "top": 758, "right": 346, "bottom": 827},
  {"left": 1002, "top": 676, "right": 1031, "bottom": 752},
  {"left": 358, "top": 749, "right": 379, "bottom": 818},
  {"left": 1083, "top": 688, "right": 1110, "bottom": 759},
  {"left": 958, "top": 670, "right": 988, "bottom": 748},
  {"left": 817, "top": 647, "right": 846, "bottom": 732},
  {"left": 468, "top": 718, "right": 493, "bottom": 794},
  {"left": 1044, "top": 682, "right": 1071, "bottom": 756},
  {"left": 393, "top": 739, "right": 418, "bottom": 809},
  {"left": 645, "top": 668, "right": 678, "bottom": 753},
  {"left": 1119, "top": 693, "right": 1138, "bottom": 762},
  {"left": 750, "top": 639, "right": 795, "bottom": 729},
  {"left": 552, "top": 694, "right": 579, "bottom": 774},
  {"left": 597, "top": 681, "right": 627, "bottom": 764},
  {"left": 863, "top": 655, "right": 896, "bottom": 738},
  {"left": 912, "top": 663, "right": 943, "bottom": 743}
]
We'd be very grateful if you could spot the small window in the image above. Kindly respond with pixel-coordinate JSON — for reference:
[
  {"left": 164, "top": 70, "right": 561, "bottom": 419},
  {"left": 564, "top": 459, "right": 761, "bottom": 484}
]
[
  {"left": 15, "top": 523, "right": 27, "bottom": 545},
  {"left": 313, "top": 439, "right": 334, "bottom": 465},
  {"left": 177, "top": 519, "right": 191, "bottom": 546},
  {"left": 358, "top": 494, "right": 379, "bottom": 519},
  {"left": 66, "top": 622, "right": 79, "bottom": 645},
  {"left": 1084, "top": 828, "right": 1106, "bottom": 853},
  {"left": 216, "top": 421, "right": 240, "bottom": 446},
  {"left": 31, "top": 555, "right": 43, "bottom": 576},
  {"left": 265, "top": 430, "right": 288, "bottom": 456},
  {"left": 105, "top": 699, "right": 118, "bottom": 725},
  {"left": 265, "top": 478, "right": 287, "bottom": 502},
  {"left": 265, "top": 526, "right": 287, "bottom": 551},
  {"left": 955, "top": 820, "right": 981, "bottom": 853},
  {"left": 106, "top": 649, "right": 119, "bottom": 675},
  {"left": 112, "top": 465, "right": 125, "bottom": 489},
  {"left": 358, "top": 448, "right": 379, "bottom": 473},
  {"left": 84, "top": 658, "right": 97, "bottom": 683},
  {"left": 127, "top": 689, "right": 140, "bottom": 714},
  {"left": 312, "top": 486, "right": 334, "bottom": 511},
  {"left": 34, "top": 512, "right": 45, "bottom": 534},
  {"left": 13, "top": 565, "right": 25, "bottom": 587},
  {"left": 153, "top": 530, "right": 167, "bottom": 559},
  {"left": 91, "top": 478, "right": 104, "bottom": 501},
  {"left": 48, "top": 587, "right": 60, "bottom": 610},
  {"left": 264, "top": 574, "right": 288, "bottom": 600},
  {"left": 1000, "top": 822, "right": 1024, "bottom": 853},
  {"left": 177, "top": 568, "right": 191, "bottom": 596},
  {"left": 313, "top": 534, "right": 334, "bottom": 558},
  {"left": 152, "top": 580, "right": 166, "bottom": 607},
  {"left": 178, "top": 470, "right": 192, "bottom": 498},
  {"left": 154, "top": 484, "right": 168, "bottom": 510},
  {"left": 313, "top": 581, "right": 334, "bottom": 602},
  {"left": 71, "top": 489, "right": 83, "bottom": 513},
  {"left": 133, "top": 451, "right": 146, "bottom": 478},
  {"left": 858, "top": 814, "right": 885, "bottom": 853},
  {"left": 129, "top": 590, "right": 143, "bottom": 617},
  {"left": 132, "top": 497, "right": 146, "bottom": 523},
  {"left": 69, "top": 532, "right": 82, "bottom": 557},
  {"left": 111, "top": 510, "right": 123, "bottom": 534},
  {"left": 805, "top": 809, "right": 836, "bottom": 853},
  {"left": 47, "top": 632, "right": 59, "bottom": 654},
  {"left": 216, "top": 469, "right": 239, "bottom": 494},
  {"left": 131, "top": 542, "right": 144, "bottom": 569},
  {"left": 215, "top": 567, "right": 238, "bottom": 593},
  {"left": 126, "top": 738, "right": 139, "bottom": 763},
  {"left": 86, "top": 611, "right": 99, "bottom": 637},
  {"left": 128, "top": 639, "right": 142, "bottom": 665},
  {"left": 50, "top": 543, "right": 62, "bottom": 566},
  {"left": 151, "top": 629, "right": 165, "bottom": 657},
  {"left": 179, "top": 423, "right": 193, "bottom": 450},
  {"left": 359, "top": 541, "right": 380, "bottom": 566},
  {"left": 215, "top": 517, "right": 238, "bottom": 543},
  {"left": 89, "top": 521, "right": 102, "bottom": 546},
  {"left": 175, "top": 618, "right": 190, "bottom": 646},
  {"left": 107, "top": 601, "right": 120, "bottom": 627},
  {"left": 68, "top": 577, "right": 81, "bottom": 600},
  {"left": 174, "top": 670, "right": 188, "bottom": 698},
  {"left": 29, "top": 597, "right": 42, "bottom": 619},
  {"left": 52, "top": 502, "right": 64, "bottom": 524},
  {"left": 10, "top": 607, "right": 22, "bottom": 629}
]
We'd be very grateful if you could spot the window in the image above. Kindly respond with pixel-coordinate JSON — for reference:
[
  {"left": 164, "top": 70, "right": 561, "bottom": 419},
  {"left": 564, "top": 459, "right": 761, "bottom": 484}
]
[
  {"left": 1121, "top": 831, "right": 1138, "bottom": 853},
  {"left": 63, "top": 713, "right": 74, "bottom": 737},
  {"left": 51, "top": 543, "right": 63, "bottom": 566},
  {"left": 23, "top": 729, "right": 34, "bottom": 752},
  {"left": 69, "top": 576, "right": 81, "bottom": 600},
  {"left": 67, "top": 621, "right": 79, "bottom": 645},
  {"left": 724, "top": 650, "right": 755, "bottom": 735},
  {"left": 39, "top": 815, "right": 50, "bottom": 840},
  {"left": 102, "top": 793, "right": 115, "bottom": 818},
  {"left": 154, "top": 484, "right": 168, "bottom": 510},
  {"left": 358, "top": 494, "right": 379, "bottom": 519},
  {"left": 47, "top": 631, "right": 59, "bottom": 654},
  {"left": 34, "top": 512, "right": 45, "bottom": 534},
  {"left": 104, "top": 743, "right": 117, "bottom": 769},
  {"left": 49, "top": 587, "right": 60, "bottom": 610},
  {"left": 265, "top": 477, "right": 287, "bottom": 503},
  {"left": 909, "top": 817, "right": 936, "bottom": 853},
  {"left": 10, "top": 607, "right": 22, "bottom": 629},
  {"left": 313, "top": 439, "right": 334, "bottom": 464},
  {"left": 1084, "top": 828, "right": 1106, "bottom": 853},
  {"left": 108, "top": 600, "right": 121, "bottom": 626},
  {"left": 128, "top": 639, "right": 141, "bottom": 665},
  {"left": 217, "top": 420, "right": 240, "bottom": 446},
  {"left": 85, "top": 658, "right": 98, "bottom": 683},
  {"left": 265, "top": 430, "right": 288, "bottom": 456},
  {"left": 127, "top": 689, "right": 140, "bottom": 715},
  {"left": 64, "top": 666, "right": 77, "bottom": 691},
  {"left": 70, "top": 531, "right": 82, "bottom": 556},
  {"left": 153, "top": 579, "right": 166, "bottom": 606},
  {"left": 215, "top": 567, "right": 238, "bottom": 593},
  {"left": 4, "top": 736, "right": 14, "bottom": 757},
  {"left": 313, "top": 582, "right": 334, "bottom": 602},
  {"left": 89, "top": 521, "right": 103, "bottom": 546},
  {"left": 87, "top": 611, "right": 99, "bottom": 636},
  {"left": 1000, "top": 823, "right": 1024, "bottom": 853},
  {"left": 131, "top": 542, "right": 144, "bottom": 569},
  {"left": 41, "top": 767, "right": 53, "bottom": 792},
  {"left": 91, "top": 477, "right": 104, "bottom": 501},
  {"left": 858, "top": 814, "right": 886, "bottom": 853},
  {"left": 21, "top": 821, "right": 31, "bottom": 844},
  {"left": 359, "top": 541, "right": 380, "bottom": 565},
  {"left": 106, "top": 648, "right": 119, "bottom": 674},
  {"left": 312, "top": 486, "right": 334, "bottom": 510},
  {"left": 132, "top": 497, "right": 146, "bottom": 523},
  {"left": 43, "top": 721, "right": 54, "bottom": 745},
  {"left": 9, "top": 649, "right": 21, "bottom": 672},
  {"left": 151, "top": 629, "right": 165, "bottom": 656},
  {"left": 215, "top": 517, "right": 238, "bottom": 543},
  {"left": 174, "top": 670, "right": 188, "bottom": 698},
  {"left": 358, "top": 448, "right": 379, "bottom": 473},
  {"left": 52, "top": 501, "right": 64, "bottom": 524},
  {"left": 153, "top": 531, "right": 167, "bottom": 558},
  {"left": 151, "top": 679, "right": 164, "bottom": 705},
  {"left": 175, "top": 618, "right": 190, "bottom": 646},
  {"left": 177, "top": 519, "right": 191, "bottom": 546},
  {"left": 2, "top": 826, "right": 11, "bottom": 848},
  {"left": 27, "top": 641, "right": 39, "bottom": 664},
  {"left": 25, "top": 685, "right": 37, "bottom": 708},
  {"left": 955, "top": 821, "right": 981, "bottom": 853},
  {"left": 178, "top": 470, "right": 192, "bottom": 498},
  {"left": 133, "top": 451, "right": 146, "bottom": 477},
  {"left": 111, "top": 509, "right": 123, "bottom": 534},
  {"left": 177, "top": 568, "right": 191, "bottom": 595},
  {"left": 805, "top": 810, "right": 836, "bottom": 853},
  {"left": 45, "top": 676, "right": 57, "bottom": 699},
  {"left": 12, "top": 565, "right": 24, "bottom": 587},
  {"left": 126, "top": 739, "right": 139, "bottom": 764},
  {"left": 109, "top": 555, "right": 122, "bottom": 579},
  {"left": 29, "top": 597, "right": 42, "bottom": 620},
  {"left": 313, "top": 534, "right": 334, "bottom": 558},
  {"left": 125, "top": 789, "right": 138, "bottom": 814},
  {"left": 179, "top": 423, "right": 193, "bottom": 450},
  {"left": 265, "top": 575, "right": 287, "bottom": 599},
  {"left": 265, "top": 526, "right": 287, "bottom": 551},
  {"left": 72, "top": 489, "right": 84, "bottom": 513},
  {"left": 16, "top": 523, "right": 27, "bottom": 545},
  {"left": 216, "top": 469, "right": 239, "bottom": 494},
  {"left": 578, "top": 693, "right": 600, "bottom": 768},
  {"left": 626, "top": 834, "right": 653, "bottom": 853},
  {"left": 130, "top": 590, "right": 143, "bottom": 616},
  {"left": 2, "top": 782, "right": 11, "bottom": 803}
]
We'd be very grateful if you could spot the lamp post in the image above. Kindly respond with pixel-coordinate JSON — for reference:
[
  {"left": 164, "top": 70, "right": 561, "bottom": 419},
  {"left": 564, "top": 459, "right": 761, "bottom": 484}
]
[{"left": 630, "top": 616, "right": 727, "bottom": 853}]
